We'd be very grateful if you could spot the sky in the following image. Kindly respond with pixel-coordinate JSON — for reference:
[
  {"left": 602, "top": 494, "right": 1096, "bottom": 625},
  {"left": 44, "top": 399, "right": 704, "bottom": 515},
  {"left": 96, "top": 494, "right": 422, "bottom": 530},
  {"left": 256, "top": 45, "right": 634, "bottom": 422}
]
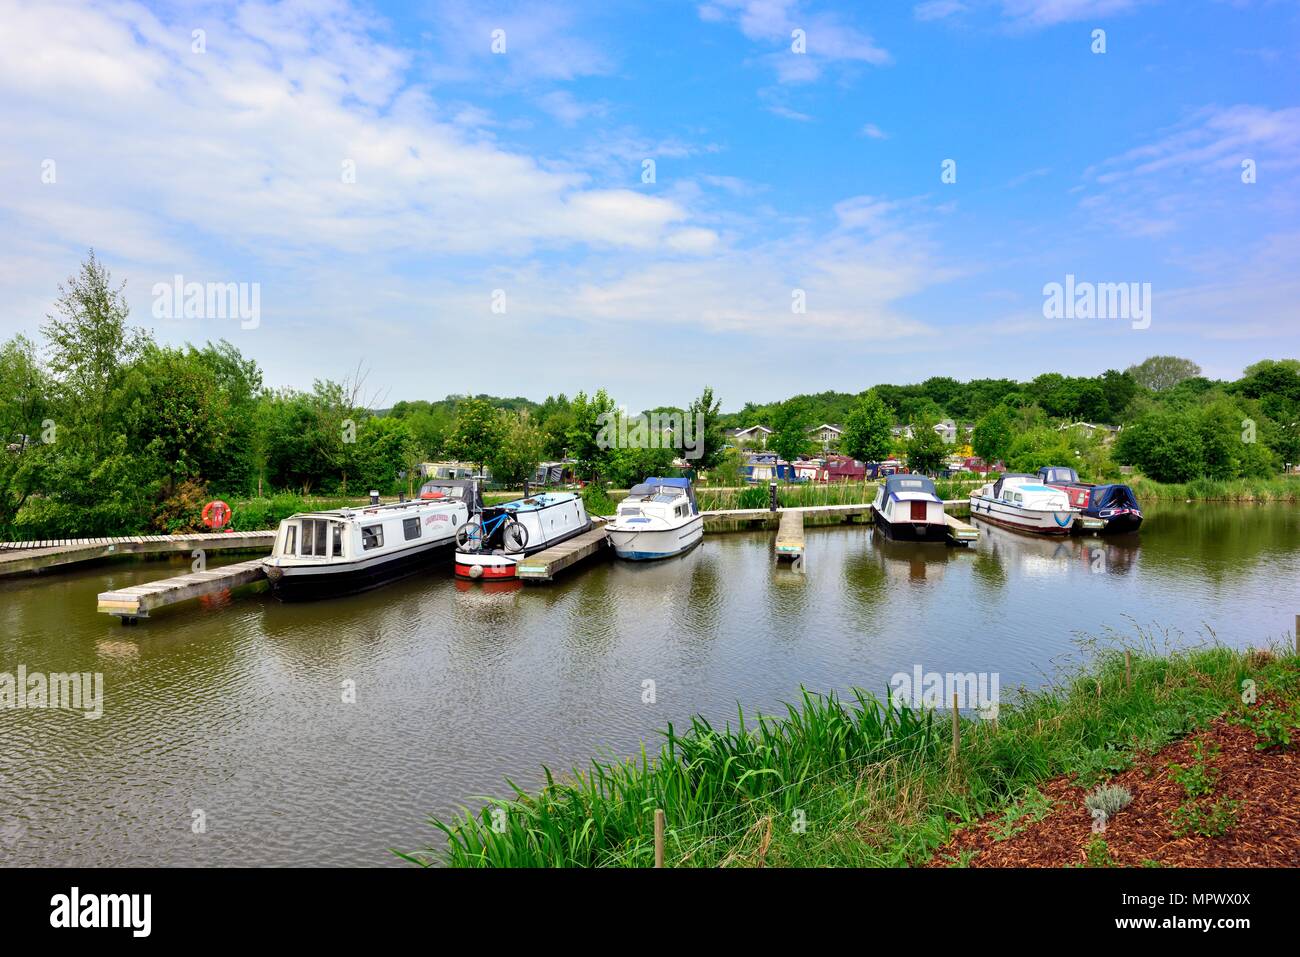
[{"left": 1, "top": 0, "right": 1298, "bottom": 412}]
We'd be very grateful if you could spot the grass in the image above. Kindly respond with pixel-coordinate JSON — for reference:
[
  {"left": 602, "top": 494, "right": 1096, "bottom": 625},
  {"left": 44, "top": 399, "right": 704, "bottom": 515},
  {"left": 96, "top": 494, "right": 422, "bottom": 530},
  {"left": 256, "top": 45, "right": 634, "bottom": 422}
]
[
  {"left": 404, "top": 631, "right": 1299, "bottom": 868},
  {"left": 1128, "top": 474, "right": 1300, "bottom": 502},
  {"left": 694, "top": 479, "right": 979, "bottom": 512}
]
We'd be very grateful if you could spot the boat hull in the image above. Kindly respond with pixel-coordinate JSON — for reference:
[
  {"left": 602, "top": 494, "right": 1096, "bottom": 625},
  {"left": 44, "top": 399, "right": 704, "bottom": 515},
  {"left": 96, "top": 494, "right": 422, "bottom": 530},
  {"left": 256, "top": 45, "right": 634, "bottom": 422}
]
[
  {"left": 870, "top": 505, "right": 949, "bottom": 543},
  {"left": 607, "top": 516, "right": 704, "bottom": 561},
  {"left": 266, "top": 538, "right": 455, "bottom": 600},
  {"left": 969, "top": 497, "right": 1075, "bottom": 536},
  {"left": 454, "top": 521, "right": 592, "bottom": 580}
]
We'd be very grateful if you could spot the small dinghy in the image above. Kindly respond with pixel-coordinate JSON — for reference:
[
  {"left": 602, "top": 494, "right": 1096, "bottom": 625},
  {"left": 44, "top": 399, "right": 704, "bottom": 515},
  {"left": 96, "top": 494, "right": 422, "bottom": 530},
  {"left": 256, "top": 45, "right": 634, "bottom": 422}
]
[
  {"left": 263, "top": 485, "right": 472, "bottom": 600},
  {"left": 870, "top": 474, "right": 948, "bottom": 543},
  {"left": 606, "top": 478, "right": 704, "bottom": 561},
  {"left": 969, "top": 473, "right": 1079, "bottom": 536},
  {"left": 454, "top": 491, "right": 591, "bottom": 581}
]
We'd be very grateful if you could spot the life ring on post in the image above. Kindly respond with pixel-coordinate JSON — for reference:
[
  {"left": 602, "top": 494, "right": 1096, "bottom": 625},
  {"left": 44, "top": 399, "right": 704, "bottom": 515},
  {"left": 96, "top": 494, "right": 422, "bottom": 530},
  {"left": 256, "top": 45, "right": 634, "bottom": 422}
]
[{"left": 202, "top": 500, "right": 232, "bottom": 530}]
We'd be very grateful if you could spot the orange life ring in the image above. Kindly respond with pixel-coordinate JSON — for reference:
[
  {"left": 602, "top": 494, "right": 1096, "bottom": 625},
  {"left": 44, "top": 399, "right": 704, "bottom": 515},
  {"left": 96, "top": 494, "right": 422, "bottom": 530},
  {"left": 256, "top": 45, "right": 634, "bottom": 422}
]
[{"left": 202, "top": 500, "right": 231, "bottom": 529}]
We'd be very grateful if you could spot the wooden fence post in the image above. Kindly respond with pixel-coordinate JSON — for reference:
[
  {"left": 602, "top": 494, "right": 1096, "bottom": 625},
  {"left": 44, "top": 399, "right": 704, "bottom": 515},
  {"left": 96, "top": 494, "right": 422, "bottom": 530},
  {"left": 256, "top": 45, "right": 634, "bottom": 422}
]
[
  {"left": 654, "top": 808, "right": 665, "bottom": 868},
  {"left": 1295, "top": 614, "right": 1298, "bottom": 657},
  {"left": 1125, "top": 650, "right": 1132, "bottom": 692},
  {"left": 951, "top": 692, "right": 960, "bottom": 760}
]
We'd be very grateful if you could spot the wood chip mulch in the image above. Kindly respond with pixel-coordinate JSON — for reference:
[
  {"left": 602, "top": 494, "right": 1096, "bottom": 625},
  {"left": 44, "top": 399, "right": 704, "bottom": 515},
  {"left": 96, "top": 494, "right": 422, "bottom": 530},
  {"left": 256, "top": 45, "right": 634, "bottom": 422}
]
[{"left": 928, "top": 704, "right": 1300, "bottom": 868}]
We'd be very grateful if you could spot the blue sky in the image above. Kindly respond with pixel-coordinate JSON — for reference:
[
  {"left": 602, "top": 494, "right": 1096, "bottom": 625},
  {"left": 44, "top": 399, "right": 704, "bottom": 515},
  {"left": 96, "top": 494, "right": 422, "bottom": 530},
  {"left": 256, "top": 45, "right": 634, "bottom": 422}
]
[{"left": 1, "top": 0, "right": 1297, "bottom": 411}]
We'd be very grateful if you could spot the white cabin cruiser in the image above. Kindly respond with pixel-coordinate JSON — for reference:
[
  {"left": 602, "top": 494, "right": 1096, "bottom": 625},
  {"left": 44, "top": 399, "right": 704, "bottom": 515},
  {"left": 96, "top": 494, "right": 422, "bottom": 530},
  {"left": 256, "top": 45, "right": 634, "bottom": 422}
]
[
  {"left": 871, "top": 474, "right": 949, "bottom": 543},
  {"left": 454, "top": 491, "right": 591, "bottom": 581},
  {"left": 606, "top": 478, "right": 704, "bottom": 561},
  {"left": 969, "top": 473, "right": 1079, "bottom": 536},
  {"left": 262, "top": 482, "right": 474, "bottom": 600}
]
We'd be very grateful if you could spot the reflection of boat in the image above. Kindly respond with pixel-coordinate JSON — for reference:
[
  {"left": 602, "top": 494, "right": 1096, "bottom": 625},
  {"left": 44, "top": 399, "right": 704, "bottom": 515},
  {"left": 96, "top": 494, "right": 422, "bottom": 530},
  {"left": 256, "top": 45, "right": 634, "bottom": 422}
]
[
  {"left": 969, "top": 474, "right": 1078, "bottom": 536},
  {"left": 870, "top": 526, "right": 953, "bottom": 581},
  {"left": 263, "top": 490, "right": 469, "bottom": 600},
  {"left": 870, "top": 474, "right": 948, "bottom": 543},
  {"left": 454, "top": 492, "right": 591, "bottom": 581},
  {"left": 606, "top": 478, "right": 704, "bottom": 561},
  {"left": 1037, "top": 466, "right": 1143, "bottom": 534}
]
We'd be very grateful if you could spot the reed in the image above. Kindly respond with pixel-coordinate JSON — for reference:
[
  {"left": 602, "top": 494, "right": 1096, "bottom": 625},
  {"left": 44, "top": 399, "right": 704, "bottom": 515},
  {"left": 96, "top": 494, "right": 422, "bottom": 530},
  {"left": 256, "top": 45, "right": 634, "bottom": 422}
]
[
  {"left": 406, "top": 635, "right": 1299, "bottom": 868},
  {"left": 1128, "top": 475, "right": 1300, "bottom": 502}
]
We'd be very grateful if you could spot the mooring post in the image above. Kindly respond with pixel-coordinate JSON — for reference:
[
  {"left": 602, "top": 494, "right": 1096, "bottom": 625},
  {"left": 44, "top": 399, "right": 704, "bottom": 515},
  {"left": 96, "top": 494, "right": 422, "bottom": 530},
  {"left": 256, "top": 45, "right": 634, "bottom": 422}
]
[
  {"left": 1295, "top": 613, "right": 1298, "bottom": 657},
  {"left": 654, "top": 808, "right": 665, "bottom": 868},
  {"left": 769, "top": 481, "right": 777, "bottom": 512},
  {"left": 951, "top": 692, "right": 960, "bottom": 760}
]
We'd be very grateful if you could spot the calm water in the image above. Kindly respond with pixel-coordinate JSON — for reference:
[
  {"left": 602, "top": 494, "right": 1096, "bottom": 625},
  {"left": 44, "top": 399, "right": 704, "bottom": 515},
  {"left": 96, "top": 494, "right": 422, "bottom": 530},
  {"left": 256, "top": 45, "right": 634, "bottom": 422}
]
[{"left": 2, "top": 503, "right": 1298, "bottom": 866}]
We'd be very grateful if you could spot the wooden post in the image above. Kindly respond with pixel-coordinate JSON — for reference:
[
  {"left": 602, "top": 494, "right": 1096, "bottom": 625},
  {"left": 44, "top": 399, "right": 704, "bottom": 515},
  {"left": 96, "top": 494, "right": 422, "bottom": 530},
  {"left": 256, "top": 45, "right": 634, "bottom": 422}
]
[
  {"left": 1295, "top": 614, "right": 1298, "bottom": 657},
  {"left": 654, "top": 808, "right": 665, "bottom": 868},
  {"left": 1125, "top": 650, "right": 1132, "bottom": 692},
  {"left": 769, "top": 481, "right": 778, "bottom": 512},
  {"left": 951, "top": 692, "right": 960, "bottom": 760}
]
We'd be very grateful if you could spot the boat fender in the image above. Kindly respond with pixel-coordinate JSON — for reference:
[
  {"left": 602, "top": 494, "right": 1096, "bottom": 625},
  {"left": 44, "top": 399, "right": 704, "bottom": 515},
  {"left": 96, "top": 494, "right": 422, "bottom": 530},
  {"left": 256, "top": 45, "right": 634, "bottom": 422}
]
[{"left": 468, "top": 564, "right": 483, "bottom": 579}]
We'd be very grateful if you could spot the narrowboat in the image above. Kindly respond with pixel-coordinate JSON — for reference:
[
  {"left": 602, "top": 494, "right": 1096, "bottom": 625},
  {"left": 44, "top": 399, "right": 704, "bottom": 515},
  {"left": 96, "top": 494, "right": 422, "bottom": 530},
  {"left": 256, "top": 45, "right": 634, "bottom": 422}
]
[
  {"left": 454, "top": 492, "right": 591, "bottom": 581},
  {"left": 262, "top": 487, "right": 471, "bottom": 600},
  {"left": 605, "top": 478, "right": 704, "bottom": 560},
  {"left": 969, "top": 473, "right": 1080, "bottom": 536},
  {"left": 870, "top": 474, "right": 949, "bottom": 543},
  {"left": 1037, "top": 466, "right": 1144, "bottom": 533}
]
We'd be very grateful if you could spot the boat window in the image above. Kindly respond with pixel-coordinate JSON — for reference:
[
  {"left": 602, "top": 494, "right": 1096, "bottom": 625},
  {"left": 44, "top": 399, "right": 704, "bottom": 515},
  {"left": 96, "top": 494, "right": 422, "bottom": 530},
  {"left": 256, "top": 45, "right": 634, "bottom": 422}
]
[
  {"left": 283, "top": 524, "right": 297, "bottom": 556},
  {"left": 619, "top": 506, "right": 642, "bottom": 517},
  {"left": 332, "top": 523, "right": 343, "bottom": 557},
  {"left": 362, "top": 524, "right": 384, "bottom": 550},
  {"left": 403, "top": 517, "right": 421, "bottom": 541}
]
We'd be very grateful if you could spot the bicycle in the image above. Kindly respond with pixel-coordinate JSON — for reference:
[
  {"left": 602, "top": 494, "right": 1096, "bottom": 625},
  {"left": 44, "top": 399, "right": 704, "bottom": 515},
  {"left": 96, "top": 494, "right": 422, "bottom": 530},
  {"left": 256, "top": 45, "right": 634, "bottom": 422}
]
[{"left": 455, "top": 510, "right": 529, "bottom": 553}]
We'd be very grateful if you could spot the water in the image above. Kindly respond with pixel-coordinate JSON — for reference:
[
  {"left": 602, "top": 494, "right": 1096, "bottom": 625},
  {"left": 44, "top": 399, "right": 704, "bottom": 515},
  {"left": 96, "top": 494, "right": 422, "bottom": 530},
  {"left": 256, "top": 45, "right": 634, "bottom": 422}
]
[{"left": 1, "top": 503, "right": 1297, "bottom": 866}]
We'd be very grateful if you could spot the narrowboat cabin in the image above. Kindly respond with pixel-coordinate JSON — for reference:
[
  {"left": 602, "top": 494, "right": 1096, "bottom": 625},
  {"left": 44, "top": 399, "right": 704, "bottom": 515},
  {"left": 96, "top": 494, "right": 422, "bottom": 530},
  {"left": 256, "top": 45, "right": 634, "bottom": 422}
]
[
  {"left": 454, "top": 492, "right": 591, "bottom": 581},
  {"left": 262, "top": 491, "right": 470, "bottom": 600},
  {"left": 1037, "top": 466, "right": 1143, "bottom": 533}
]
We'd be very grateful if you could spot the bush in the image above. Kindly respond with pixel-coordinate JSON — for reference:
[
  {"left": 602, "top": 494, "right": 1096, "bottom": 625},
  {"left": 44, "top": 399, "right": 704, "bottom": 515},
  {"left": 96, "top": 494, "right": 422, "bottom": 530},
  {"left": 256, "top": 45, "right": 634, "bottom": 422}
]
[
  {"left": 581, "top": 484, "right": 617, "bottom": 517},
  {"left": 151, "top": 480, "right": 212, "bottom": 533},
  {"left": 1084, "top": 784, "right": 1132, "bottom": 823}
]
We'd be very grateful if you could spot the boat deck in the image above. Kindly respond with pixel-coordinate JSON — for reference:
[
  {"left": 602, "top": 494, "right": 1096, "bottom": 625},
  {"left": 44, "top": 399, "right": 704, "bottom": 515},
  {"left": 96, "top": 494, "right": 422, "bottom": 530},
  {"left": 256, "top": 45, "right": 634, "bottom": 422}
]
[{"left": 516, "top": 518, "right": 609, "bottom": 582}]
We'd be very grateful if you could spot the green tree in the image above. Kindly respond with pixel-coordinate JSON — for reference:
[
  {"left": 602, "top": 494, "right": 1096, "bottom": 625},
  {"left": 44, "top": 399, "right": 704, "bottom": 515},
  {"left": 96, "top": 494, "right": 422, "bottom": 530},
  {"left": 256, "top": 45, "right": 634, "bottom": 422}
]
[
  {"left": 769, "top": 400, "right": 810, "bottom": 463},
  {"left": 488, "top": 410, "right": 545, "bottom": 486},
  {"left": 1126, "top": 355, "right": 1202, "bottom": 392},
  {"left": 972, "top": 406, "right": 1013, "bottom": 463},
  {"left": 905, "top": 421, "right": 947, "bottom": 475},
  {"left": 841, "top": 391, "right": 893, "bottom": 462},
  {"left": 686, "top": 386, "right": 725, "bottom": 472},
  {"left": 446, "top": 397, "right": 504, "bottom": 473},
  {"left": 1114, "top": 410, "right": 1205, "bottom": 482}
]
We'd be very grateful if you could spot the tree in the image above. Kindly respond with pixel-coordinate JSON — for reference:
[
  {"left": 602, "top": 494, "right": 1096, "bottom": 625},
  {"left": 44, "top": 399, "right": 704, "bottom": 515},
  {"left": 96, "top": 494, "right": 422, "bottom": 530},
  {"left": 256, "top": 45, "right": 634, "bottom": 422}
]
[
  {"left": 446, "top": 397, "right": 504, "bottom": 473},
  {"left": 1114, "top": 410, "right": 1204, "bottom": 482},
  {"left": 1126, "top": 355, "right": 1202, "bottom": 392},
  {"left": 488, "top": 410, "right": 545, "bottom": 486},
  {"left": 841, "top": 391, "right": 893, "bottom": 462},
  {"left": 686, "top": 386, "right": 725, "bottom": 472},
  {"left": 905, "top": 421, "right": 947, "bottom": 475},
  {"left": 769, "top": 400, "right": 810, "bottom": 463},
  {"left": 972, "top": 406, "right": 1013, "bottom": 463},
  {"left": 566, "top": 389, "right": 616, "bottom": 480}
]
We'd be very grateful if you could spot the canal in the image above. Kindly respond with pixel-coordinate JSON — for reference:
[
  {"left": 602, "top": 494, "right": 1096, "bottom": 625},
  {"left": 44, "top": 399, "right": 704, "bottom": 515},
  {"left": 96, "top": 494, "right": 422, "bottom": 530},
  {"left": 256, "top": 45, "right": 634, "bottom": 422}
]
[{"left": 1, "top": 503, "right": 1297, "bottom": 866}]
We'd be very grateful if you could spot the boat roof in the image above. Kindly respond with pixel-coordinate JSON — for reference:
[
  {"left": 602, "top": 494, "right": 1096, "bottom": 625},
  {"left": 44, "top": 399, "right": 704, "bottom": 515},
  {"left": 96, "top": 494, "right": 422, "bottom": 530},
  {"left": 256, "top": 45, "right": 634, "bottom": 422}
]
[
  {"left": 293, "top": 498, "right": 461, "bottom": 521},
  {"left": 493, "top": 491, "right": 578, "bottom": 512},
  {"left": 628, "top": 477, "right": 692, "bottom": 496},
  {"left": 883, "top": 474, "right": 937, "bottom": 496}
]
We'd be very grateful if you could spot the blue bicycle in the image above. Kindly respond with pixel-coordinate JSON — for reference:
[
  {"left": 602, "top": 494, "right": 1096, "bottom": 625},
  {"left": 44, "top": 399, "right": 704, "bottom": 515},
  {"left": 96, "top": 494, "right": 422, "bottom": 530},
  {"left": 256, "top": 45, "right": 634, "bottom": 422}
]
[{"left": 456, "top": 510, "right": 529, "bottom": 553}]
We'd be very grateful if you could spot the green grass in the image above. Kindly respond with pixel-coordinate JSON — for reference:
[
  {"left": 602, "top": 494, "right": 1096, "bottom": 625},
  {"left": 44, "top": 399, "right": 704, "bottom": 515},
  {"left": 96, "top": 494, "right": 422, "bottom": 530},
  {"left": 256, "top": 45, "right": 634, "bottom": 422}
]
[
  {"left": 1129, "top": 475, "right": 1300, "bottom": 502},
  {"left": 403, "top": 635, "right": 1299, "bottom": 868}
]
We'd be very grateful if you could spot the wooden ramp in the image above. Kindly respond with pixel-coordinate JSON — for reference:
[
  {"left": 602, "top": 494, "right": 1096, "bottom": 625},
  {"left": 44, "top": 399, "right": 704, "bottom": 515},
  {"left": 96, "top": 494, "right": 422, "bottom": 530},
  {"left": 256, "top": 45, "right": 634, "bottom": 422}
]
[
  {"left": 943, "top": 513, "right": 979, "bottom": 545},
  {"left": 516, "top": 518, "right": 608, "bottom": 583},
  {"left": 774, "top": 509, "right": 804, "bottom": 561},
  {"left": 97, "top": 559, "right": 268, "bottom": 622},
  {"left": 1, "top": 531, "right": 276, "bottom": 578}
]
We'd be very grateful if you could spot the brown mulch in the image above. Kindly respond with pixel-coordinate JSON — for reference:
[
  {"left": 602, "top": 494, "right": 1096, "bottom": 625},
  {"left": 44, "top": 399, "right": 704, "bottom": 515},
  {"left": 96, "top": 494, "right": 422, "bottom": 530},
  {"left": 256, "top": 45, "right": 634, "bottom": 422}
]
[{"left": 928, "top": 704, "right": 1300, "bottom": 867}]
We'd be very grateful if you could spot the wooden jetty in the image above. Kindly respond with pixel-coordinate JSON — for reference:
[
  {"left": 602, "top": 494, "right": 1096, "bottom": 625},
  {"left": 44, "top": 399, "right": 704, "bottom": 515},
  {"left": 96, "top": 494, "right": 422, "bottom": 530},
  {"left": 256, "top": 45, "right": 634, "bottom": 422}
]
[
  {"left": 774, "top": 508, "right": 805, "bottom": 561},
  {"left": 516, "top": 518, "right": 609, "bottom": 583},
  {"left": 0, "top": 531, "right": 276, "bottom": 578},
  {"left": 97, "top": 558, "right": 269, "bottom": 623},
  {"left": 943, "top": 513, "right": 980, "bottom": 545}
]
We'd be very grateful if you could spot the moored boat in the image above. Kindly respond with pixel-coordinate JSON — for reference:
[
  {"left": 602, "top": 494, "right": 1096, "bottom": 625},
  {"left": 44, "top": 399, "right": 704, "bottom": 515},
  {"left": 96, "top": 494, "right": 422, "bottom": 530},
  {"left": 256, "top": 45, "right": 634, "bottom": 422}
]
[
  {"left": 454, "top": 491, "right": 591, "bottom": 581},
  {"left": 969, "top": 473, "right": 1079, "bottom": 536},
  {"left": 1037, "top": 466, "right": 1144, "bottom": 533},
  {"left": 262, "top": 487, "right": 471, "bottom": 600},
  {"left": 870, "top": 474, "right": 948, "bottom": 543},
  {"left": 606, "top": 478, "right": 704, "bottom": 560}
]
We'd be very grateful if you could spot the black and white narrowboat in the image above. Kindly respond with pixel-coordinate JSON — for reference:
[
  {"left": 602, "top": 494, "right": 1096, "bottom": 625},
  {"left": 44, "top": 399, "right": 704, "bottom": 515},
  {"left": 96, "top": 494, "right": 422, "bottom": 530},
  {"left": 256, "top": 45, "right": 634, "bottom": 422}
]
[
  {"left": 262, "top": 484, "right": 473, "bottom": 600},
  {"left": 870, "top": 474, "right": 949, "bottom": 543}
]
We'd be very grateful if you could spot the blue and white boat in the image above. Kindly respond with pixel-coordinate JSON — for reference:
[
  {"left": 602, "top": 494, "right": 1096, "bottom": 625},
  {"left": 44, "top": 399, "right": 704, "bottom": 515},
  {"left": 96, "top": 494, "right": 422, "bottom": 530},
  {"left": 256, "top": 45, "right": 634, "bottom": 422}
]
[
  {"left": 969, "top": 473, "right": 1079, "bottom": 536},
  {"left": 1038, "top": 466, "right": 1144, "bottom": 533},
  {"left": 606, "top": 478, "right": 704, "bottom": 560}
]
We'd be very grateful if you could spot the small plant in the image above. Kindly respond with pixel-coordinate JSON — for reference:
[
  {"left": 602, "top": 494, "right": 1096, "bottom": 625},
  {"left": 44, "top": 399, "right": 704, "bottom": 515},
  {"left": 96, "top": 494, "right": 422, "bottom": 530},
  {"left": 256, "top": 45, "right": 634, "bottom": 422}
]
[
  {"left": 1234, "top": 701, "right": 1300, "bottom": 750},
  {"left": 1171, "top": 798, "right": 1240, "bottom": 838},
  {"left": 734, "top": 485, "right": 771, "bottom": 510},
  {"left": 1084, "top": 784, "right": 1132, "bottom": 824},
  {"left": 1083, "top": 835, "right": 1115, "bottom": 867},
  {"left": 990, "top": 789, "right": 1053, "bottom": 842},
  {"left": 1167, "top": 740, "right": 1220, "bottom": 798},
  {"left": 1071, "top": 744, "right": 1134, "bottom": 788}
]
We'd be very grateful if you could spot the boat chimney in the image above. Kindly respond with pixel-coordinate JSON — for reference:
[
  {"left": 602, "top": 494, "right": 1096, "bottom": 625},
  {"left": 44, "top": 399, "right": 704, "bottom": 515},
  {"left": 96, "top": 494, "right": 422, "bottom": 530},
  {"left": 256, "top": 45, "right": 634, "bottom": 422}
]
[
  {"left": 369, "top": 489, "right": 380, "bottom": 505},
  {"left": 523, "top": 481, "right": 530, "bottom": 499},
  {"left": 398, "top": 491, "right": 406, "bottom": 503}
]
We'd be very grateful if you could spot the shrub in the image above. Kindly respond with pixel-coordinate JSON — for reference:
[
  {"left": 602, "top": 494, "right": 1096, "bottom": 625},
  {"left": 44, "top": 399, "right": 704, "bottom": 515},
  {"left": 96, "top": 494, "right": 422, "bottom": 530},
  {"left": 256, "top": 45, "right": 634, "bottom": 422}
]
[{"left": 1084, "top": 784, "right": 1133, "bottom": 823}]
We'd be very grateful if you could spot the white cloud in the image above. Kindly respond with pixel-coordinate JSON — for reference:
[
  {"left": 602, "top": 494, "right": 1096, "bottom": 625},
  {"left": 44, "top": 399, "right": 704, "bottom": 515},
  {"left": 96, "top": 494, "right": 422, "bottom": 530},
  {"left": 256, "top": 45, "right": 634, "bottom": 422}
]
[
  {"left": 999, "top": 0, "right": 1144, "bottom": 28},
  {"left": 860, "top": 123, "right": 889, "bottom": 139},
  {"left": 914, "top": 1, "right": 968, "bottom": 21}
]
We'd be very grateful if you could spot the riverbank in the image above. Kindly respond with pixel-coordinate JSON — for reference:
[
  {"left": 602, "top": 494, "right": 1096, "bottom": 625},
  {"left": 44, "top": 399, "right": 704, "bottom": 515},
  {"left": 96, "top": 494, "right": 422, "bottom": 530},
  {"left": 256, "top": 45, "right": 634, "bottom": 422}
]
[
  {"left": 1129, "top": 475, "right": 1300, "bottom": 502},
  {"left": 409, "top": 637, "right": 1300, "bottom": 867}
]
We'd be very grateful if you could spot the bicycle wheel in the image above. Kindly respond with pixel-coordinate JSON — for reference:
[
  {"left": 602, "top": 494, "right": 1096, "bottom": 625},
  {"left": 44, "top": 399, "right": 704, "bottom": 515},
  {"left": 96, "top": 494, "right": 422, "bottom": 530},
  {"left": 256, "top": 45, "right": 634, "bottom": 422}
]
[
  {"left": 501, "top": 519, "right": 529, "bottom": 553},
  {"left": 456, "top": 520, "right": 483, "bottom": 550}
]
